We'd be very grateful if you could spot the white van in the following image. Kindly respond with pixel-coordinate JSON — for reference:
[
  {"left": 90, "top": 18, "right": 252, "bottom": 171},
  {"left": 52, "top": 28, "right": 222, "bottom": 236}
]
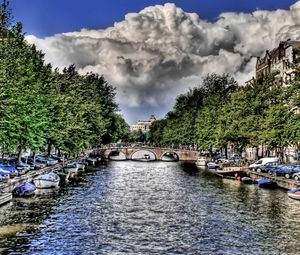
[{"left": 249, "top": 157, "right": 279, "bottom": 171}]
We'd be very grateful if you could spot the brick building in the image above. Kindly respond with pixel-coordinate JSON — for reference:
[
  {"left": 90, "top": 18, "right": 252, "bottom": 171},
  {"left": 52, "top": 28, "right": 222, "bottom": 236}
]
[{"left": 256, "top": 39, "right": 300, "bottom": 85}]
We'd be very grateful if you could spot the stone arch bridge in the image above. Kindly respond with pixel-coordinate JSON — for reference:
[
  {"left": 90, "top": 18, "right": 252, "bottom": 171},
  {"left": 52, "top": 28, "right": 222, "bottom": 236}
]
[{"left": 94, "top": 146, "right": 199, "bottom": 161}]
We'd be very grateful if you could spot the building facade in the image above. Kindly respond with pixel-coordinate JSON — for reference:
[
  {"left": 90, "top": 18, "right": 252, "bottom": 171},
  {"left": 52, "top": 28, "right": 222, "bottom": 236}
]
[
  {"left": 256, "top": 39, "right": 300, "bottom": 85},
  {"left": 130, "top": 115, "right": 156, "bottom": 132}
]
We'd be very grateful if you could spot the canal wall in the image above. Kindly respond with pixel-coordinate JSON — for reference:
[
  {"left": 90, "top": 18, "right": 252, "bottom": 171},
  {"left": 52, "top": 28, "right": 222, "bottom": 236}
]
[
  {"left": 245, "top": 170, "right": 300, "bottom": 190},
  {"left": 0, "top": 164, "right": 65, "bottom": 193}
]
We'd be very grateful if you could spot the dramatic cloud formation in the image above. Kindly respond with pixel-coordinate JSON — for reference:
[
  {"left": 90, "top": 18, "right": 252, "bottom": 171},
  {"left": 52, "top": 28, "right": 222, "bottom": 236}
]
[{"left": 26, "top": 2, "right": 300, "bottom": 123}]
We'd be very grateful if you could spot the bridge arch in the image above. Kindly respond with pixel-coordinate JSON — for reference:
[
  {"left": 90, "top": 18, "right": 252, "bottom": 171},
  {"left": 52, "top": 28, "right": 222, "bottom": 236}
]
[
  {"left": 130, "top": 149, "right": 158, "bottom": 161},
  {"left": 107, "top": 150, "right": 127, "bottom": 161},
  {"left": 161, "top": 151, "right": 179, "bottom": 161}
]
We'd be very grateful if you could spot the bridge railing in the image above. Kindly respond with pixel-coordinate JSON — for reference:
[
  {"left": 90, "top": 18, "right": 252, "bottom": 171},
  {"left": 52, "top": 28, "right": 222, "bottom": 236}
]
[{"left": 101, "top": 143, "right": 200, "bottom": 151}]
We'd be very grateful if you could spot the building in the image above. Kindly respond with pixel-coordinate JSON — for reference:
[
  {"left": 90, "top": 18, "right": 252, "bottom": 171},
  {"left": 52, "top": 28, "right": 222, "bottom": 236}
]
[
  {"left": 130, "top": 115, "right": 156, "bottom": 132},
  {"left": 256, "top": 39, "right": 300, "bottom": 85}
]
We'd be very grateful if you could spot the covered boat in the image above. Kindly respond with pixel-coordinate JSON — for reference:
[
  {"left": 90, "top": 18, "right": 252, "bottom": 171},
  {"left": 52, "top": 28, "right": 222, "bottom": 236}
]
[
  {"left": 207, "top": 162, "right": 220, "bottom": 170},
  {"left": 287, "top": 188, "right": 300, "bottom": 200},
  {"left": 12, "top": 182, "right": 36, "bottom": 197},
  {"left": 34, "top": 172, "right": 60, "bottom": 189},
  {"left": 258, "top": 179, "right": 277, "bottom": 189},
  {"left": 241, "top": 177, "right": 256, "bottom": 184},
  {"left": 0, "top": 193, "right": 12, "bottom": 206}
]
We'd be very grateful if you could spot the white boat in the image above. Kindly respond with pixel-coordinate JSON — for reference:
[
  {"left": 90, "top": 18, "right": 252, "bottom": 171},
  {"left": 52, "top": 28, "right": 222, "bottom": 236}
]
[
  {"left": 287, "top": 188, "right": 300, "bottom": 200},
  {"left": 86, "top": 157, "right": 99, "bottom": 166},
  {"left": 34, "top": 172, "right": 60, "bottom": 189},
  {"left": 76, "top": 162, "right": 86, "bottom": 172},
  {"left": 196, "top": 156, "right": 208, "bottom": 167},
  {"left": 65, "top": 163, "right": 79, "bottom": 173},
  {"left": 207, "top": 162, "right": 220, "bottom": 169},
  {"left": 0, "top": 193, "right": 12, "bottom": 206}
]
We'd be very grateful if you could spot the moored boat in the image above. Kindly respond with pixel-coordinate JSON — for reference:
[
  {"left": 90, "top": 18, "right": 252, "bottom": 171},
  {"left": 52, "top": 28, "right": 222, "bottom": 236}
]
[
  {"left": 207, "top": 162, "right": 220, "bottom": 170},
  {"left": 34, "top": 172, "right": 60, "bottom": 189},
  {"left": 216, "top": 166, "right": 243, "bottom": 178},
  {"left": 196, "top": 156, "right": 208, "bottom": 167},
  {"left": 86, "top": 156, "right": 99, "bottom": 166},
  {"left": 65, "top": 162, "right": 79, "bottom": 174},
  {"left": 12, "top": 182, "right": 36, "bottom": 197},
  {"left": 134, "top": 154, "right": 155, "bottom": 162},
  {"left": 77, "top": 161, "right": 86, "bottom": 172},
  {"left": 0, "top": 192, "right": 12, "bottom": 206},
  {"left": 287, "top": 188, "right": 300, "bottom": 200},
  {"left": 258, "top": 179, "right": 277, "bottom": 189},
  {"left": 241, "top": 176, "right": 256, "bottom": 184}
]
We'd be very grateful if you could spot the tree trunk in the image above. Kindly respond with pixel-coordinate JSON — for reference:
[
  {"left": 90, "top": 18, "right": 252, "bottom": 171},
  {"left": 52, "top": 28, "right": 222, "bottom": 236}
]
[
  {"left": 47, "top": 141, "right": 52, "bottom": 156},
  {"left": 209, "top": 145, "right": 213, "bottom": 159},
  {"left": 17, "top": 148, "right": 22, "bottom": 163},
  {"left": 255, "top": 146, "right": 259, "bottom": 160},
  {"left": 224, "top": 144, "right": 228, "bottom": 159}
]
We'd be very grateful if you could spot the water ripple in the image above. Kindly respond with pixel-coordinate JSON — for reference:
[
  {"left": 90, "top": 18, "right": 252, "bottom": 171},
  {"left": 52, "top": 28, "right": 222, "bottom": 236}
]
[{"left": 1, "top": 161, "right": 300, "bottom": 254}]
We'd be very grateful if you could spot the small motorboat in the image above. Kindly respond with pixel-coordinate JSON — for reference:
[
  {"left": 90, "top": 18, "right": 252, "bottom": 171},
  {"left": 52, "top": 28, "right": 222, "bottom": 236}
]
[
  {"left": 258, "top": 179, "right": 277, "bottom": 189},
  {"left": 135, "top": 154, "right": 155, "bottom": 162},
  {"left": 54, "top": 171, "right": 68, "bottom": 185},
  {"left": 287, "top": 188, "right": 300, "bottom": 200},
  {"left": 76, "top": 161, "right": 86, "bottom": 172},
  {"left": 12, "top": 182, "right": 36, "bottom": 197},
  {"left": 162, "top": 153, "right": 177, "bottom": 162},
  {"left": 86, "top": 156, "right": 99, "bottom": 166},
  {"left": 34, "top": 172, "right": 60, "bottom": 189},
  {"left": 65, "top": 163, "right": 79, "bottom": 174},
  {"left": 241, "top": 177, "right": 257, "bottom": 184},
  {"left": 216, "top": 166, "right": 243, "bottom": 177},
  {"left": 207, "top": 162, "right": 220, "bottom": 170},
  {"left": 196, "top": 156, "right": 208, "bottom": 167}
]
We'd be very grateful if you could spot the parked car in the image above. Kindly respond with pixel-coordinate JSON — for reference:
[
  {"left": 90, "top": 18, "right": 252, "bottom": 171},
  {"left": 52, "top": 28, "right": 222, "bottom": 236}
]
[
  {"left": 15, "top": 163, "right": 31, "bottom": 174},
  {"left": 228, "top": 155, "right": 242, "bottom": 162},
  {"left": 0, "top": 164, "right": 18, "bottom": 177},
  {"left": 36, "top": 156, "right": 58, "bottom": 166},
  {"left": 0, "top": 172, "right": 9, "bottom": 182},
  {"left": 293, "top": 172, "right": 300, "bottom": 181},
  {"left": 284, "top": 165, "right": 300, "bottom": 179},
  {"left": 269, "top": 165, "right": 300, "bottom": 178},
  {"left": 27, "top": 159, "right": 46, "bottom": 169},
  {"left": 50, "top": 154, "right": 64, "bottom": 162},
  {"left": 255, "top": 161, "right": 280, "bottom": 173},
  {"left": 249, "top": 157, "right": 279, "bottom": 171},
  {"left": 215, "top": 156, "right": 228, "bottom": 163}
]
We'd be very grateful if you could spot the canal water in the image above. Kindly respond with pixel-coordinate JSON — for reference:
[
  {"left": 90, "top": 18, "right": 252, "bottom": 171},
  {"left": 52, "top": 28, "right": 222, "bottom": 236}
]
[{"left": 0, "top": 161, "right": 300, "bottom": 255}]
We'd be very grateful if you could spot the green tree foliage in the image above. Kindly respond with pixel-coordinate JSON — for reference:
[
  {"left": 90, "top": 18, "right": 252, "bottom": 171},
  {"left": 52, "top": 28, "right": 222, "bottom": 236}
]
[
  {"left": 0, "top": 0, "right": 128, "bottom": 160},
  {"left": 103, "top": 113, "right": 130, "bottom": 143},
  {"left": 149, "top": 71, "right": 300, "bottom": 159}
]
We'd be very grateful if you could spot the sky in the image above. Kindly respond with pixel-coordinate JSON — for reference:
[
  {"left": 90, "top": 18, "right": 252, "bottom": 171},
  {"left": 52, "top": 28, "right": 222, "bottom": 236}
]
[{"left": 9, "top": 0, "right": 300, "bottom": 124}]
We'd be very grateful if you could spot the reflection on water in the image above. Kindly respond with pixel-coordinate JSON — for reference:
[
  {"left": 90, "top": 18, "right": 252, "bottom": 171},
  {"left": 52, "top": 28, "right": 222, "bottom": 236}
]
[{"left": 0, "top": 161, "right": 300, "bottom": 254}]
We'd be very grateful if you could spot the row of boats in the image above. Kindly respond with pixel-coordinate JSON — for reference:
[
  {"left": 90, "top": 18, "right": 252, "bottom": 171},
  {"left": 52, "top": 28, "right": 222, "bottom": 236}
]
[
  {"left": 10, "top": 161, "right": 87, "bottom": 198},
  {"left": 196, "top": 156, "right": 300, "bottom": 201}
]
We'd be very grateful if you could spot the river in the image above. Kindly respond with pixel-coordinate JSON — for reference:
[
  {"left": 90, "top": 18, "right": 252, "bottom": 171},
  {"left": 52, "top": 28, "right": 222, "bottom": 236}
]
[{"left": 0, "top": 161, "right": 300, "bottom": 255}]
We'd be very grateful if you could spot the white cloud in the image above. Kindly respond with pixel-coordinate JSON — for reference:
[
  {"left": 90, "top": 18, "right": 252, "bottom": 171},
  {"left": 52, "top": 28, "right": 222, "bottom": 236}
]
[{"left": 25, "top": 2, "right": 300, "bottom": 123}]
